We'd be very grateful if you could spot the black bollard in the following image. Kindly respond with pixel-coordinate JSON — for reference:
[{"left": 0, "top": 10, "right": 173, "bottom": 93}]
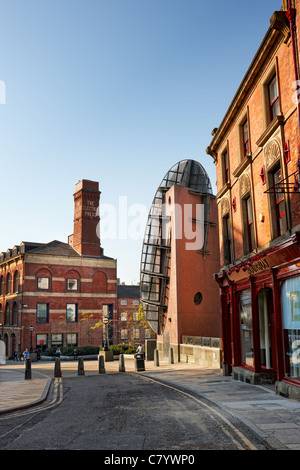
[
  {"left": 119, "top": 353, "right": 125, "bottom": 372},
  {"left": 78, "top": 357, "right": 85, "bottom": 375},
  {"left": 25, "top": 358, "right": 31, "bottom": 380},
  {"left": 154, "top": 348, "right": 159, "bottom": 367},
  {"left": 54, "top": 357, "right": 62, "bottom": 377},
  {"left": 169, "top": 347, "right": 174, "bottom": 364},
  {"left": 98, "top": 354, "right": 106, "bottom": 374}
]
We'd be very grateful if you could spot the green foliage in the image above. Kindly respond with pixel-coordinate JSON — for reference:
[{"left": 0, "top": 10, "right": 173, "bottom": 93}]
[
  {"left": 109, "top": 343, "right": 136, "bottom": 355},
  {"left": 43, "top": 345, "right": 99, "bottom": 356},
  {"left": 43, "top": 344, "right": 136, "bottom": 356}
]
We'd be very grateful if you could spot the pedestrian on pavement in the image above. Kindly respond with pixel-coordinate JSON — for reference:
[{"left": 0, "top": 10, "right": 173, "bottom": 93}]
[
  {"left": 13, "top": 351, "right": 18, "bottom": 361},
  {"left": 56, "top": 347, "right": 61, "bottom": 358},
  {"left": 23, "top": 348, "right": 30, "bottom": 360},
  {"left": 136, "top": 344, "right": 144, "bottom": 357},
  {"left": 73, "top": 347, "right": 78, "bottom": 360},
  {"left": 35, "top": 348, "right": 41, "bottom": 360}
]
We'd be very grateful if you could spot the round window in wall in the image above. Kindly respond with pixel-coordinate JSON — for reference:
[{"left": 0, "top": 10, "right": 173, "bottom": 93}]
[{"left": 194, "top": 292, "right": 203, "bottom": 306}]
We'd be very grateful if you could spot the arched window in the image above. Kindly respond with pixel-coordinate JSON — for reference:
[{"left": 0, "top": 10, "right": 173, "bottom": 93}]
[
  {"left": 4, "top": 303, "right": 10, "bottom": 325},
  {"left": 6, "top": 273, "right": 11, "bottom": 295},
  {"left": 12, "top": 301, "right": 18, "bottom": 325},
  {"left": 36, "top": 269, "right": 52, "bottom": 291},
  {"left": 93, "top": 271, "right": 107, "bottom": 293},
  {"left": 0, "top": 276, "right": 3, "bottom": 295},
  {"left": 13, "top": 271, "right": 19, "bottom": 293}
]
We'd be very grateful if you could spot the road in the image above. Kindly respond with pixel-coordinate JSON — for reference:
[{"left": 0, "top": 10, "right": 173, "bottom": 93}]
[{"left": 0, "top": 370, "right": 266, "bottom": 451}]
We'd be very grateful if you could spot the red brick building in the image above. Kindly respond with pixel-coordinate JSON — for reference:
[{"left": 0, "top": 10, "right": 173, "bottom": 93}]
[
  {"left": 140, "top": 160, "right": 221, "bottom": 364},
  {"left": 0, "top": 180, "right": 118, "bottom": 357},
  {"left": 116, "top": 284, "right": 155, "bottom": 346},
  {"left": 206, "top": 1, "right": 300, "bottom": 397}
]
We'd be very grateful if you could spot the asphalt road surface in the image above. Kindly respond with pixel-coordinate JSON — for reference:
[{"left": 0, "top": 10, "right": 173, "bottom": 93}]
[{"left": 0, "top": 372, "right": 267, "bottom": 451}]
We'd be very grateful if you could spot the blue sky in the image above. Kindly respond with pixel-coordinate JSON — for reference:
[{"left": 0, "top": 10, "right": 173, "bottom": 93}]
[{"left": 0, "top": 0, "right": 282, "bottom": 284}]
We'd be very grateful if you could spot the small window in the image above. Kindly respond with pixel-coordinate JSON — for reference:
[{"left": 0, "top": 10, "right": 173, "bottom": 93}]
[
  {"left": 133, "top": 312, "right": 139, "bottom": 321},
  {"left": 194, "top": 292, "right": 203, "bottom": 306},
  {"left": 145, "top": 328, "right": 151, "bottom": 339},
  {"left": 223, "top": 214, "right": 233, "bottom": 265},
  {"left": 37, "top": 277, "right": 50, "bottom": 290},
  {"left": 67, "top": 333, "right": 78, "bottom": 346},
  {"left": 243, "top": 120, "right": 250, "bottom": 157},
  {"left": 120, "top": 300, "right": 127, "bottom": 306},
  {"left": 66, "top": 278, "right": 78, "bottom": 291},
  {"left": 121, "top": 329, "right": 128, "bottom": 339},
  {"left": 121, "top": 312, "right": 127, "bottom": 321},
  {"left": 66, "top": 303, "right": 78, "bottom": 322},
  {"left": 51, "top": 333, "right": 63, "bottom": 347},
  {"left": 132, "top": 300, "right": 139, "bottom": 306},
  {"left": 37, "top": 303, "right": 49, "bottom": 323},
  {"left": 37, "top": 334, "right": 47, "bottom": 349},
  {"left": 133, "top": 328, "right": 140, "bottom": 339},
  {"left": 268, "top": 75, "right": 280, "bottom": 121},
  {"left": 223, "top": 151, "right": 229, "bottom": 184},
  {"left": 243, "top": 196, "right": 255, "bottom": 254}
]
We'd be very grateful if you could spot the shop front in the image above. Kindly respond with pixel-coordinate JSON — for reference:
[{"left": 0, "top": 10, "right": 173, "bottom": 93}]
[{"left": 216, "top": 231, "right": 300, "bottom": 397}]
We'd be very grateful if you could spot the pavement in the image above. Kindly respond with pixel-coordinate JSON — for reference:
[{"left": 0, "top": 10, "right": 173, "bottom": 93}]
[{"left": 1, "top": 357, "right": 300, "bottom": 450}]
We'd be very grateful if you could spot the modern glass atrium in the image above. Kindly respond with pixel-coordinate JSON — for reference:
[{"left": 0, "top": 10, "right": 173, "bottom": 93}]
[{"left": 140, "top": 159, "right": 213, "bottom": 334}]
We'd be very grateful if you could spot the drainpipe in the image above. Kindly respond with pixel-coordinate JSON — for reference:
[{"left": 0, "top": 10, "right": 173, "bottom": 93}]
[{"left": 286, "top": 0, "right": 300, "bottom": 134}]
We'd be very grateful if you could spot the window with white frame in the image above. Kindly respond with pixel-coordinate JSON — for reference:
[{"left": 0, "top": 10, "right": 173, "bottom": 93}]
[
  {"left": 133, "top": 328, "right": 140, "bottom": 339},
  {"left": 67, "top": 278, "right": 78, "bottom": 291},
  {"left": 37, "top": 277, "right": 50, "bottom": 290},
  {"left": 121, "top": 329, "right": 128, "bottom": 339},
  {"left": 66, "top": 303, "right": 78, "bottom": 322},
  {"left": 133, "top": 312, "right": 139, "bottom": 321}
]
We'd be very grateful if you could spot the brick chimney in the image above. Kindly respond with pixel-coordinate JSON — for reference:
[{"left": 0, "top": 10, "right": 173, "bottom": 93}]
[{"left": 69, "top": 180, "right": 101, "bottom": 256}]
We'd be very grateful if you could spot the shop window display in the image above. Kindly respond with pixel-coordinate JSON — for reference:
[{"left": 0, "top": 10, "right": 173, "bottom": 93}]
[{"left": 282, "top": 276, "right": 300, "bottom": 379}]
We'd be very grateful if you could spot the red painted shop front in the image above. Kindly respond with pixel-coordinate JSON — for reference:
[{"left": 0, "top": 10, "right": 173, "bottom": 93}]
[{"left": 216, "top": 231, "right": 300, "bottom": 394}]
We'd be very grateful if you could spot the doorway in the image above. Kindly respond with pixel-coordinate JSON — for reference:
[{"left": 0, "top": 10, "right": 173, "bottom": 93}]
[{"left": 258, "top": 288, "right": 273, "bottom": 369}]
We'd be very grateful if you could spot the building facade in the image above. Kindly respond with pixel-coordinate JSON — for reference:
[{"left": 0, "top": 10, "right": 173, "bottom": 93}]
[
  {"left": 116, "top": 284, "right": 155, "bottom": 346},
  {"left": 140, "top": 160, "right": 221, "bottom": 363},
  {"left": 206, "top": 1, "right": 300, "bottom": 397},
  {"left": 0, "top": 180, "right": 118, "bottom": 357}
]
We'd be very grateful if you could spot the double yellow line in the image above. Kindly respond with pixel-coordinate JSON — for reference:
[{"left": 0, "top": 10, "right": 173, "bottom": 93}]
[{"left": 133, "top": 373, "right": 258, "bottom": 451}]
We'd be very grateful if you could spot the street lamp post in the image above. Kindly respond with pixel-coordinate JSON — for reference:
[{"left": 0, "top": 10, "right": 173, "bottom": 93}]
[
  {"left": 29, "top": 325, "right": 34, "bottom": 352},
  {"left": 103, "top": 317, "right": 109, "bottom": 351}
]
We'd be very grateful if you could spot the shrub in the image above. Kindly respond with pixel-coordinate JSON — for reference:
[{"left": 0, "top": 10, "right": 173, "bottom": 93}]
[
  {"left": 109, "top": 343, "right": 136, "bottom": 355},
  {"left": 42, "top": 345, "right": 99, "bottom": 356}
]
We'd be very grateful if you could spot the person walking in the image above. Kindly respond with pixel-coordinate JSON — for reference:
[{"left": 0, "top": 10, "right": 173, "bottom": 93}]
[
  {"left": 23, "top": 348, "right": 30, "bottom": 360},
  {"left": 73, "top": 347, "right": 78, "bottom": 360},
  {"left": 56, "top": 347, "right": 61, "bottom": 358}
]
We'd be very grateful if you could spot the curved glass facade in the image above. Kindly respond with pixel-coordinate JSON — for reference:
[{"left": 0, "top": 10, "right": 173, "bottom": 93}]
[{"left": 140, "top": 159, "right": 213, "bottom": 334}]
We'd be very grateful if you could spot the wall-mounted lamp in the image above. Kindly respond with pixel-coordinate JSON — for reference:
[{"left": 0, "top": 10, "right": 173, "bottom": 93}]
[
  {"left": 260, "top": 166, "right": 266, "bottom": 185},
  {"left": 232, "top": 197, "right": 237, "bottom": 213},
  {"left": 284, "top": 141, "right": 291, "bottom": 164}
]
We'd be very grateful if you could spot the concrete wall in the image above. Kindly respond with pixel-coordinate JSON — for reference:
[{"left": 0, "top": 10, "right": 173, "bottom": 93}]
[{"left": 157, "top": 341, "right": 222, "bottom": 369}]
